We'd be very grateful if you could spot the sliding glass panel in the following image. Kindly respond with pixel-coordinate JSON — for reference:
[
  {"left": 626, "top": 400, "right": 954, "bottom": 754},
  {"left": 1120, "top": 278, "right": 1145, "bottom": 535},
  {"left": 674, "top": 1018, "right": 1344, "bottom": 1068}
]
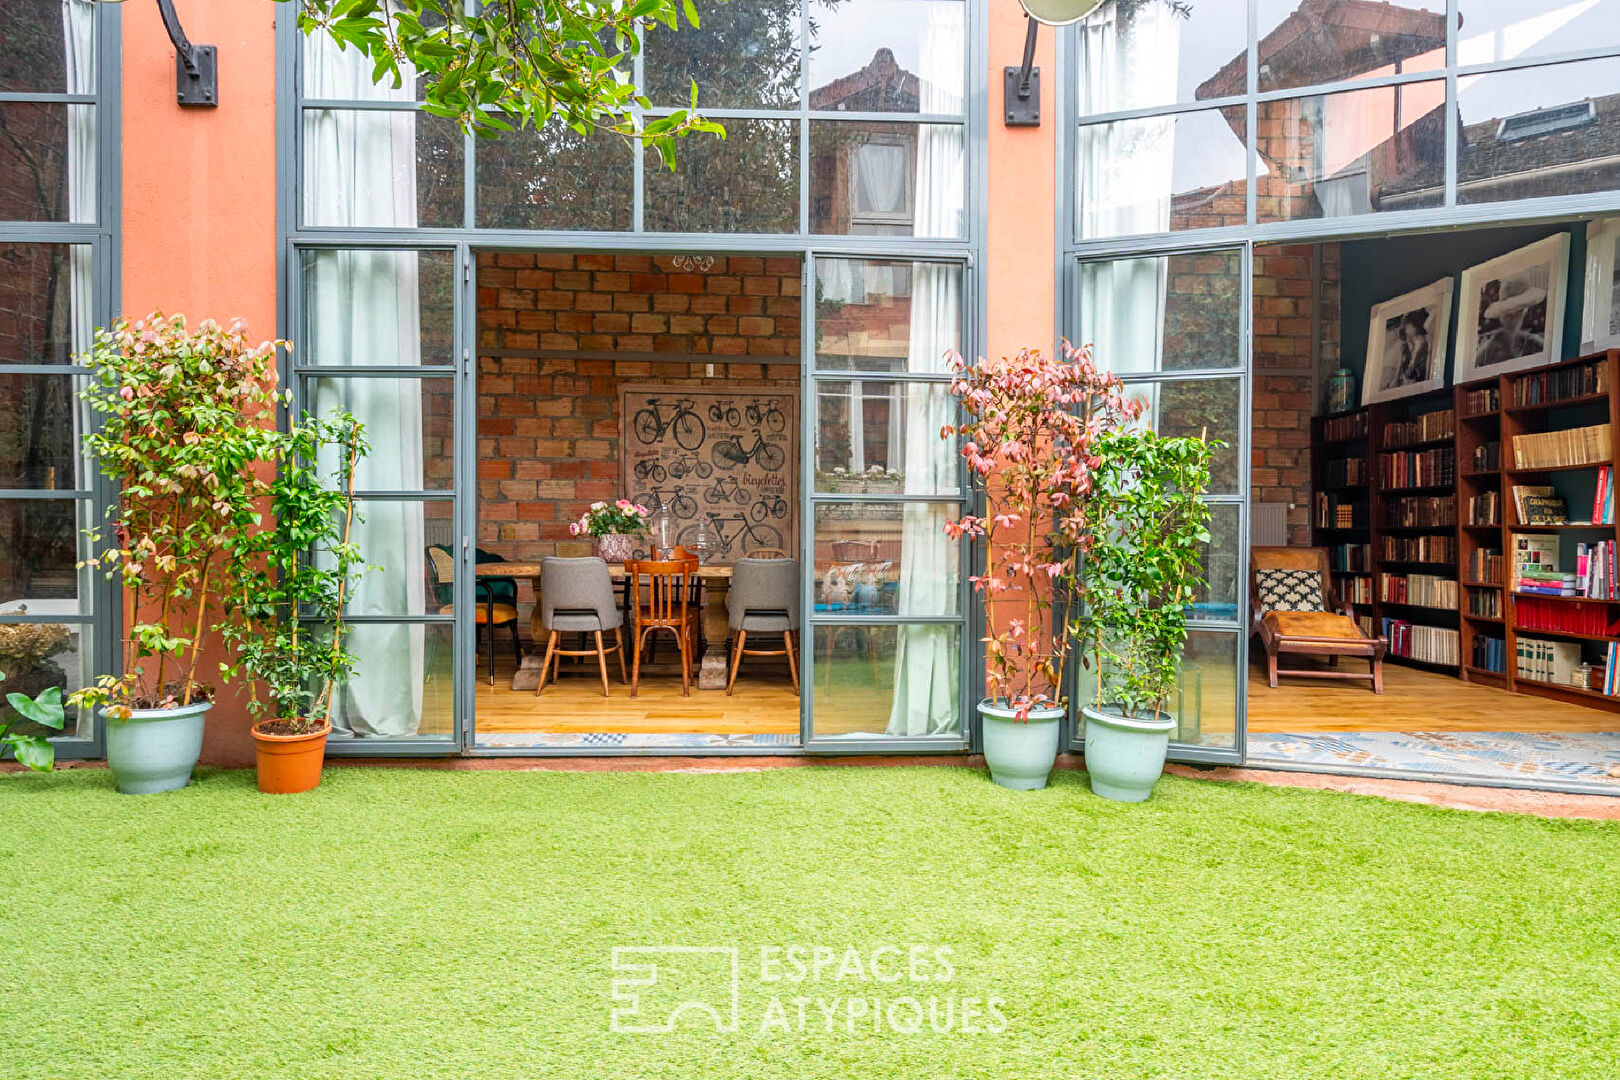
[
  {"left": 320, "top": 499, "right": 446, "bottom": 618},
  {"left": 643, "top": 119, "right": 798, "bottom": 233},
  {"left": 302, "top": 109, "right": 464, "bottom": 229},
  {"left": 301, "top": 377, "right": 454, "bottom": 491},
  {"left": 1078, "top": 628, "right": 1237, "bottom": 750},
  {"left": 813, "top": 380, "right": 957, "bottom": 495},
  {"left": 476, "top": 123, "right": 633, "bottom": 231},
  {"left": 808, "top": 0, "right": 966, "bottom": 114},
  {"left": 302, "top": 22, "right": 427, "bottom": 100},
  {"left": 814, "top": 258, "right": 961, "bottom": 372},
  {"left": 811, "top": 623, "right": 961, "bottom": 738},
  {"left": 1074, "top": 0, "right": 1247, "bottom": 113},
  {"left": 809, "top": 121, "right": 966, "bottom": 237},
  {"left": 1456, "top": 2, "right": 1620, "bottom": 67},
  {"left": 0, "top": 103, "right": 95, "bottom": 223},
  {"left": 1076, "top": 106, "right": 1247, "bottom": 238},
  {"left": 1457, "top": 57, "right": 1620, "bottom": 207},
  {"left": 323, "top": 621, "right": 456, "bottom": 740},
  {"left": 644, "top": 0, "right": 801, "bottom": 109},
  {"left": 1255, "top": 82, "right": 1446, "bottom": 222},
  {"left": 812, "top": 501, "right": 960, "bottom": 616},
  {"left": 0, "top": 621, "right": 90, "bottom": 737},
  {"left": 1, "top": 0, "right": 96, "bottom": 94},
  {"left": 1191, "top": 502, "right": 1241, "bottom": 624},
  {"left": 0, "top": 374, "right": 85, "bottom": 489},
  {"left": 0, "top": 244, "right": 92, "bottom": 366},
  {"left": 1078, "top": 248, "right": 1242, "bottom": 374},
  {"left": 0, "top": 499, "right": 90, "bottom": 612},
  {"left": 1256, "top": 0, "right": 1445, "bottom": 93},
  {"left": 299, "top": 248, "right": 455, "bottom": 366},
  {"left": 1121, "top": 377, "right": 1243, "bottom": 494}
]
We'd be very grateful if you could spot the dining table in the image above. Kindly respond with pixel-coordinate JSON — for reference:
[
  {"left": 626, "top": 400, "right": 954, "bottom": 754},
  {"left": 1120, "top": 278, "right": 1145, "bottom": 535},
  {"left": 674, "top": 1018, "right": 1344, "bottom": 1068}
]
[{"left": 476, "top": 561, "right": 736, "bottom": 691}]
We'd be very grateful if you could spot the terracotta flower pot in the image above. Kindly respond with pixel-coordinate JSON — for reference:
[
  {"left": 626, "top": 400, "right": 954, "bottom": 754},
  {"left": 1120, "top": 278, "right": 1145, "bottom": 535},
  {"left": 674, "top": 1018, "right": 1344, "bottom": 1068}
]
[{"left": 251, "top": 719, "right": 331, "bottom": 794}]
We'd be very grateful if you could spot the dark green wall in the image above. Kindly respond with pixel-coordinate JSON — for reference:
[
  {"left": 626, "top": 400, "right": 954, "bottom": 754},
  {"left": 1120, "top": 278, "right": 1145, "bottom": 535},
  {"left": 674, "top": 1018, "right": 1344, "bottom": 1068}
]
[{"left": 1338, "top": 221, "right": 1590, "bottom": 391}]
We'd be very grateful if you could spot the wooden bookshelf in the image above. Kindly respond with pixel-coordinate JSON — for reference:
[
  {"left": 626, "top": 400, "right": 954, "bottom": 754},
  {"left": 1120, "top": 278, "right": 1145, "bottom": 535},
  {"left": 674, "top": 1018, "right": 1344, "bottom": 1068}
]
[{"left": 1310, "top": 410, "right": 1374, "bottom": 623}]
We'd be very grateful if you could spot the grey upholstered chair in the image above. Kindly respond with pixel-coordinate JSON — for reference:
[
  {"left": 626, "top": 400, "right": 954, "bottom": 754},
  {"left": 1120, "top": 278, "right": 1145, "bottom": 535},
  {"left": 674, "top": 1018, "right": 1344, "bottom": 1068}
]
[
  {"left": 535, "top": 556, "right": 626, "bottom": 698},
  {"left": 725, "top": 557, "right": 801, "bottom": 696}
]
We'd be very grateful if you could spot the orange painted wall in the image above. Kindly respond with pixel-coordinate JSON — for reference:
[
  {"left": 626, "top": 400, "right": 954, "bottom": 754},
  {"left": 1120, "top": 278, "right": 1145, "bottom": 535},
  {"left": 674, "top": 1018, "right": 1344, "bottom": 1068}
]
[{"left": 121, "top": 0, "right": 279, "bottom": 766}]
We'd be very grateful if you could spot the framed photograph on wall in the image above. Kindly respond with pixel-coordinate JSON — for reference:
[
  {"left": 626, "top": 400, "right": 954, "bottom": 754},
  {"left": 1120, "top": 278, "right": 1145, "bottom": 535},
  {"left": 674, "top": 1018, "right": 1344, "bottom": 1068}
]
[
  {"left": 1581, "top": 218, "right": 1620, "bottom": 354},
  {"left": 1456, "top": 233, "right": 1570, "bottom": 382},
  {"left": 1362, "top": 278, "right": 1454, "bottom": 405}
]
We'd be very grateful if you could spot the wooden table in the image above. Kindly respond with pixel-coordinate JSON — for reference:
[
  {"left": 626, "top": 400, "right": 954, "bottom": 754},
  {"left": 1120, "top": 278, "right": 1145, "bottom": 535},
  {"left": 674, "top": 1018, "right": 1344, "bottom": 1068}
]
[{"left": 477, "top": 562, "right": 735, "bottom": 691}]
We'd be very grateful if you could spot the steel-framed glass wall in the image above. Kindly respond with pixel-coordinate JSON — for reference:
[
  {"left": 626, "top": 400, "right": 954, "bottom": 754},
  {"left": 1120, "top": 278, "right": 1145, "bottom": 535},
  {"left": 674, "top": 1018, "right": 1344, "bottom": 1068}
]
[
  {"left": 278, "top": 0, "right": 987, "bottom": 754},
  {"left": 0, "top": 1, "right": 120, "bottom": 758},
  {"left": 1060, "top": 0, "right": 1620, "bottom": 764}
]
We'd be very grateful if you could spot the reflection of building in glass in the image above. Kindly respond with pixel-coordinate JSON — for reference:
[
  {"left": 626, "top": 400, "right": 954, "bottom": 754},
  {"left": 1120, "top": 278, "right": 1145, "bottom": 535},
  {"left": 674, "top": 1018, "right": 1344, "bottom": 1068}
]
[{"left": 810, "top": 50, "right": 920, "bottom": 235}]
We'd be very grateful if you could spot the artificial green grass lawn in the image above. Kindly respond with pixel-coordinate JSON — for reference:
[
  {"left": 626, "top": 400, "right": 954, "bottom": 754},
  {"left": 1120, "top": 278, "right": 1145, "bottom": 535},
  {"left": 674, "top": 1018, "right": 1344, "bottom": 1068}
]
[{"left": 3, "top": 766, "right": 1618, "bottom": 1079}]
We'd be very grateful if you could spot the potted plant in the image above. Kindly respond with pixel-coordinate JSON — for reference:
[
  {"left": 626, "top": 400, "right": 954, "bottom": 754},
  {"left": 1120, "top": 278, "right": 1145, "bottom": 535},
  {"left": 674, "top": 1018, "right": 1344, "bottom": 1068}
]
[
  {"left": 0, "top": 673, "right": 68, "bottom": 773},
  {"left": 943, "top": 343, "right": 1139, "bottom": 790},
  {"left": 568, "top": 500, "right": 650, "bottom": 563},
  {"left": 220, "top": 412, "right": 368, "bottom": 794},
  {"left": 1072, "top": 427, "right": 1217, "bottom": 803},
  {"left": 71, "top": 314, "right": 284, "bottom": 794}
]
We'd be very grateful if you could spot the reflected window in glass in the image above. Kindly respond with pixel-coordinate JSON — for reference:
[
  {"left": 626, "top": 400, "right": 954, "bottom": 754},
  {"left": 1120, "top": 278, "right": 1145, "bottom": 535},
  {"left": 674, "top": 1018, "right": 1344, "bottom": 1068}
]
[
  {"left": 1457, "top": 58, "right": 1620, "bottom": 206},
  {"left": 1075, "top": 0, "right": 1248, "bottom": 114},
  {"left": 1079, "top": 249, "right": 1243, "bottom": 375},
  {"left": 807, "top": 0, "right": 966, "bottom": 115},
  {"left": 810, "top": 121, "right": 964, "bottom": 237},
  {"left": 1077, "top": 107, "right": 1247, "bottom": 238},
  {"left": 814, "top": 258, "right": 961, "bottom": 372}
]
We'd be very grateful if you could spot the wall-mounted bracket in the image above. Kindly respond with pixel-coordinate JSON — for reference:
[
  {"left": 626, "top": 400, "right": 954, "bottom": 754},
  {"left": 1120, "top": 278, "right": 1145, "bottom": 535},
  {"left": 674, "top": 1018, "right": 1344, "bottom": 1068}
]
[
  {"left": 1003, "top": 18, "right": 1041, "bottom": 127},
  {"left": 157, "top": 0, "right": 218, "bottom": 107}
]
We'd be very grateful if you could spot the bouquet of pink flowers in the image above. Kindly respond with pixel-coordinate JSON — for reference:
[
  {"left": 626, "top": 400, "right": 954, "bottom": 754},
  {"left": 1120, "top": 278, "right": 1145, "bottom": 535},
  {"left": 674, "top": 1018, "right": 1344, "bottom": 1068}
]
[{"left": 568, "top": 500, "right": 651, "bottom": 538}]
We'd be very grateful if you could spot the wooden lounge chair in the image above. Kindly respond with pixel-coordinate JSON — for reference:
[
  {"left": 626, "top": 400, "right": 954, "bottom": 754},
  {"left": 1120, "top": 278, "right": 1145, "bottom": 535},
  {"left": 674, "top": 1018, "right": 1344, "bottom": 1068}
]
[{"left": 1250, "top": 546, "right": 1386, "bottom": 694}]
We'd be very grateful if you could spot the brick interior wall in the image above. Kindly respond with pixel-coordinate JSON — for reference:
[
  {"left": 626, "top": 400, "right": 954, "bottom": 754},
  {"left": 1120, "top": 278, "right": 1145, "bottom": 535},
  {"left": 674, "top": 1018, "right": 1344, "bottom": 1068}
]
[{"left": 475, "top": 253, "right": 802, "bottom": 598}]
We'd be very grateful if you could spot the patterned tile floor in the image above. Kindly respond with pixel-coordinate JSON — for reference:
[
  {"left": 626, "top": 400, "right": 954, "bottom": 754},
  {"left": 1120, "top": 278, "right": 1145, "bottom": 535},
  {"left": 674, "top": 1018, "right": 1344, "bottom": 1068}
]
[
  {"left": 1248, "top": 731, "right": 1620, "bottom": 787},
  {"left": 476, "top": 731, "right": 801, "bottom": 749}
]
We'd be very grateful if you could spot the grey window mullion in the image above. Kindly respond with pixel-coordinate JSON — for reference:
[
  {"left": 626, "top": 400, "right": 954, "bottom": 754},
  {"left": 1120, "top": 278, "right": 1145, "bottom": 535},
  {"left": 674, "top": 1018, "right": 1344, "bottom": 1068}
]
[
  {"left": 0, "top": 93, "right": 96, "bottom": 104},
  {"left": 0, "top": 490, "right": 93, "bottom": 501},
  {"left": 632, "top": 17, "right": 645, "bottom": 233},
  {"left": 301, "top": 98, "right": 424, "bottom": 111},
  {"left": 1445, "top": 0, "right": 1458, "bottom": 208}
]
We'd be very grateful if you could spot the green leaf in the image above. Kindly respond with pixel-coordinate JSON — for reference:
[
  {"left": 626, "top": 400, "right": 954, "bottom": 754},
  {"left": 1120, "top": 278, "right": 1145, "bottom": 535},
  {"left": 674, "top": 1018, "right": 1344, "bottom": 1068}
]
[
  {"left": 7, "top": 734, "right": 55, "bottom": 773},
  {"left": 7, "top": 687, "right": 65, "bottom": 730}
]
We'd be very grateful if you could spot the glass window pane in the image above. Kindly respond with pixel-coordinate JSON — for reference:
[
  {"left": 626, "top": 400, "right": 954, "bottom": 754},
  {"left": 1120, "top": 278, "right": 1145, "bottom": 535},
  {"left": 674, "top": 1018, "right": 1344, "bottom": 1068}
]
[
  {"left": 0, "top": 244, "right": 91, "bottom": 365},
  {"left": 0, "top": 103, "right": 95, "bottom": 223},
  {"left": 1079, "top": 249, "right": 1242, "bottom": 375},
  {"left": 1077, "top": 107, "right": 1247, "bottom": 238},
  {"left": 810, "top": 121, "right": 964, "bottom": 237},
  {"left": 1190, "top": 502, "right": 1240, "bottom": 623},
  {"left": 475, "top": 123, "right": 632, "bottom": 231},
  {"left": 1457, "top": 58, "right": 1620, "bottom": 207},
  {"left": 814, "top": 258, "right": 961, "bottom": 373},
  {"left": 1256, "top": 82, "right": 1446, "bottom": 223},
  {"left": 1075, "top": 0, "right": 1248, "bottom": 113},
  {"left": 299, "top": 248, "right": 455, "bottom": 367},
  {"left": 0, "top": 0, "right": 94, "bottom": 93},
  {"left": 1256, "top": 0, "right": 1445, "bottom": 94},
  {"left": 303, "top": 377, "right": 454, "bottom": 491},
  {"left": 324, "top": 499, "right": 442, "bottom": 617},
  {"left": 301, "top": 110, "right": 463, "bottom": 229},
  {"left": 808, "top": 0, "right": 965, "bottom": 115},
  {"left": 814, "top": 380, "right": 957, "bottom": 495},
  {"left": 0, "top": 374, "right": 83, "bottom": 489},
  {"left": 0, "top": 499, "right": 90, "bottom": 613},
  {"left": 1457, "top": 2, "right": 1620, "bottom": 67},
  {"left": 644, "top": 119, "right": 798, "bottom": 233},
  {"left": 0, "top": 621, "right": 90, "bottom": 738},
  {"left": 644, "top": 0, "right": 801, "bottom": 109},
  {"left": 302, "top": 25, "right": 427, "bottom": 100},
  {"left": 812, "top": 623, "right": 960, "bottom": 738},
  {"left": 1123, "top": 378, "right": 1242, "bottom": 494},
  {"left": 326, "top": 621, "right": 455, "bottom": 739},
  {"left": 1083, "top": 628, "right": 1237, "bottom": 748},
  {"left": 812, "top": 501, "right": 959, "bottom": 616}
]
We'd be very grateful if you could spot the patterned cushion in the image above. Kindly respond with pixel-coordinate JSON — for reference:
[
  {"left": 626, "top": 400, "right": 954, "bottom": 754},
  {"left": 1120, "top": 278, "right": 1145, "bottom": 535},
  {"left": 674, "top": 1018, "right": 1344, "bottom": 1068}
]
[{"left": 1255, "top": 567, "right": 1325, "bottom": 613}]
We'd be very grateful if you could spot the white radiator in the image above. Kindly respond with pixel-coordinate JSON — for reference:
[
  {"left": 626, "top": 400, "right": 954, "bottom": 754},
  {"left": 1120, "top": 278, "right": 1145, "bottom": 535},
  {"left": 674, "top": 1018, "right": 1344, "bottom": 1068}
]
[
  {"left": 424, "top": 518, "right": 456, "bottom": 550},
  {"left": 1251, "top": 502, "right": 1290, "bottom": 547}
]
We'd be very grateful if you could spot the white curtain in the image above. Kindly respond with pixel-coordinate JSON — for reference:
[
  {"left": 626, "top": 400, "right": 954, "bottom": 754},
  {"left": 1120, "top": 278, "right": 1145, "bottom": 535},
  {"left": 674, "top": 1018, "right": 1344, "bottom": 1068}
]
[
  {"left": 65, "top": 1, "right": 95, "bottom": 613},
  {"left": 303, "top": 36, "right": 429, "bottom": 737},
  {"left": 885, "top": 8, "right": 964, "bottom": 737}
]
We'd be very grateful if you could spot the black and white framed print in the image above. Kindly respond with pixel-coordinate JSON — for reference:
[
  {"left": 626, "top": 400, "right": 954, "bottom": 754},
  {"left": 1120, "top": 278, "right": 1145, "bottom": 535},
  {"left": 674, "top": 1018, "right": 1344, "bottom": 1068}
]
[
  {"left": 1456, "top": 234, "right": 1570, "bottom": 381},
  {"left": 1362, "top": 278, "right": 1453, "bottom": 405},
  {"left": 1582, "top": 218, "right": 1620, "bottom": 354}
]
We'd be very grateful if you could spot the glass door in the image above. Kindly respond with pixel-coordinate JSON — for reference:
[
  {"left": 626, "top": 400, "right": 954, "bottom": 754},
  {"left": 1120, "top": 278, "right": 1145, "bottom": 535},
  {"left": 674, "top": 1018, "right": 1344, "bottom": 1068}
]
[
  {"left": 291, "top": 244, "right": 463, "bottom": 752},
  {"left": 802, "top": 255, "right": 971, "bottom": 751},
  {"left": 1069, "top": 243, "right": 1250, "bottom": 763}
]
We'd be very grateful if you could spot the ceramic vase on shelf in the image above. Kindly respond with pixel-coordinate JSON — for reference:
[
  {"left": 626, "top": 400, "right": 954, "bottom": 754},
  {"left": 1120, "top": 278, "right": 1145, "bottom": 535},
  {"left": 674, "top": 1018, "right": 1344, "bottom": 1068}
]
[
  {"left": 597, "top": 533, "right": 636, "bottom": 564},
  {"left": 1325, "top": 366, "right": 1356, "bottom": 414}
]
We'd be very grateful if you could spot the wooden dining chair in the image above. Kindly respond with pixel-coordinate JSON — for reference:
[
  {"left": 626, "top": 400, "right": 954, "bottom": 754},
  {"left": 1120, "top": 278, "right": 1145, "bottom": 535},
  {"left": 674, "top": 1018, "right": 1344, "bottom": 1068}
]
[
  {"left": 627, "top": 557, "right": 698, "bottom": 697},
  {"left": 427, "top": 546, "right": 520, "bottom": 686},
  {"left": 749, "top": 547, "right": 789, "bottom": 559}
]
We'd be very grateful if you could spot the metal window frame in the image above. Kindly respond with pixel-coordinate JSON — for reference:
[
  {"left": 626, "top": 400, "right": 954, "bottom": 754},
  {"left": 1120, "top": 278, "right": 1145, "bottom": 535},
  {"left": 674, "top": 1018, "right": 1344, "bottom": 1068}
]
[{"left": 276, "top": 0, "right": 989, "bottom": 757}]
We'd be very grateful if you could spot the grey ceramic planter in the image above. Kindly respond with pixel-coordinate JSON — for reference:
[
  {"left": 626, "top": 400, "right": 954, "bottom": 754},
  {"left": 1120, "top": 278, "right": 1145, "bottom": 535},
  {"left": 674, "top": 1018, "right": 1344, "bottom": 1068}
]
[
  {"left": 102, "top": 702, "right": 210, "bottom": 795},
  {"left": 1081, "top": 704, "right": 1174, "bottom": 802},
  {"left": 979, "top": 701, "right": 1064, "bottom": 790}
]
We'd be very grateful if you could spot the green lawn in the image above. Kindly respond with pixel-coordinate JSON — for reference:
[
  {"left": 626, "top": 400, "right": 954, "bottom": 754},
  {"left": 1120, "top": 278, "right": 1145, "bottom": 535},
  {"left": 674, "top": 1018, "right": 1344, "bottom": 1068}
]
[{"left": 3, "top": 765, "right": 1618, "bottom": 1079}]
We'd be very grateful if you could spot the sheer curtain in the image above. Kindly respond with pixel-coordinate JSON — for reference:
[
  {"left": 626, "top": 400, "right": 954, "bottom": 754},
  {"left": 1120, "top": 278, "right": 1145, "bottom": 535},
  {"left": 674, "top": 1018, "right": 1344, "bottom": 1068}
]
[
  {"left": 885, "top": 7, "right": 964, "bottom": 737},
  {"left": 303, "top": 35, "right": 429, "bottom": 737}
]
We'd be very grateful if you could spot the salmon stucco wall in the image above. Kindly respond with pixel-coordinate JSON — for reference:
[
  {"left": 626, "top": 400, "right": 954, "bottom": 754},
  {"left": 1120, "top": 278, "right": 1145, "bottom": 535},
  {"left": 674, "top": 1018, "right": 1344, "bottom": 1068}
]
[{"left": 122, "top": 0, "right": 279, "bottom": 766}]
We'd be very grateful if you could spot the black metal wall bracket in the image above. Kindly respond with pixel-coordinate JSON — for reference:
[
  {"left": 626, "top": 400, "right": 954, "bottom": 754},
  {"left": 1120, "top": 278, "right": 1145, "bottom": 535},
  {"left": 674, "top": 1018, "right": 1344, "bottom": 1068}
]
[
  {"left": 157, "top": 0, "right": 218, "bottom": 107},
  {"left": 1003, "top": 17, "right": 1041, "bottom": 126}
]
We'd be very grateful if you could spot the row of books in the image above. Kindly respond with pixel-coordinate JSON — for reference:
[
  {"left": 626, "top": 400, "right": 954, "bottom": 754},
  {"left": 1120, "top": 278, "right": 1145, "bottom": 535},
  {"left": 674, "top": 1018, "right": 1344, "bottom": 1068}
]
[
  {"left": 1471, "top": 441, "right": 1500, "bottom": 473},
  {"left": 1514, "top": 596, "right": 1619, "bottom": 636},
  {"left": 1324, "top": 457, "right": 1365, "bottom": 487},
  {"left": 1324, "top": 412, "right": 1368, "bottom": 442},
  {"left": 1378, "top": 448, "right": 1455, "bottom": 489},
  {"left": 1461, "top": 385, "right": 1500, "bottom": 416},
  {"left": 1602, "top": 644, "right": 1620, "bottom": 696},
  {"left": 1511, "top": 422, "right": 1612, "bottom": 470},
  {"left": 1511, "top": 485, "right": 1570, "bottom": 525},
  {"left": 1380, "top": 573, "right": 1458, "bottom": 610},
  {"left": 1517, "top": 637, "right": 1582, "bottom": 686},
  {"left": 1382, "top": 620, "right": 1459, "bottom": 666},
  {"left": 1511, "top": 533, "right": 1620, "bottom": 600},
  {"left": 1340, "top": 576, "right": 1373, "bottom": 604},
  {"left": 1467, "top": 587, "right": 1502, "bottom": 618},
  {"left": 1468, "top": 491, "right": 1500, "bottom": 525},
  {"left": 1510, "top": 360, "right": 1608, "bottom": 407},
  {"left": 1328, "top": 543, "right": 1372, "bottom": 572},
  {"left": 1384, "top": 496, "right": 1456, "bottom": 528},
  {"left": 1577, "top": 541, "right": 1620, "bottom": 600},
  {"left": 1314, "top": 492, "right": 1364, "bottom": 529},
  {"left": 1594, "top": 465, "right": 1614, "bottom": 525},
  {"left": 1472, "top": 634, "right": 1507, "bottom": 673},
  {"left": 1384, "top": 409, "right": 1455, "bottom": 448},
  {"left": 1467, "top": 547, "right": 1503, "bottom": 584},
  {"left": 1380, "top": 534, "right": 1456, "bottom": 564}
]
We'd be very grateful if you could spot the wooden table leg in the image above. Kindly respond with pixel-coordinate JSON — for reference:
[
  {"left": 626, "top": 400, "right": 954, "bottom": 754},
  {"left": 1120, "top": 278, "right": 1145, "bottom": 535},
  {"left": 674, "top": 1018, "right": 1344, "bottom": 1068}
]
[
  {"left": 699, "top": 577, "right": 730, "bottom": 690},
  {"left": 510, "top": 578, "right": 548, "bottom": 692}
]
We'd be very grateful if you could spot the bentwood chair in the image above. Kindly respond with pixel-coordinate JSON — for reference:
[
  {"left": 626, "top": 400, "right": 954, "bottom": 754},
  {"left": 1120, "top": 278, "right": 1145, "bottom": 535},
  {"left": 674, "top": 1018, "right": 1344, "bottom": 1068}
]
[
  {"left": 1250, "top": 546, "right": 1386, "bottom": 694},
  {"left": 627, "top": 557, "right": 698, "bottom": 697},
  {"left": 726, "top": 557, "right": 800, "bottom": 696},
  {"left": 428, "top": 546, "right": 521, "bottom": 686},
  {"left": 535, "top": 556, "right": 626, "bottom": 698}
]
